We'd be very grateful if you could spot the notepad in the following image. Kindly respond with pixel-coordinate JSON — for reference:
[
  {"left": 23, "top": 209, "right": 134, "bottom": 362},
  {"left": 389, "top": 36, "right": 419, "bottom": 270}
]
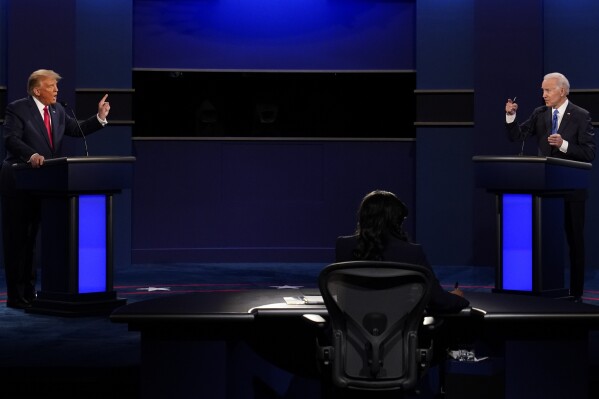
[
  {"left": 284, "top": 297, "right": 305, "bottom": 305},
  {"left": 302, "top": 295, "right": 324, "bottom": 304},
  {"left": 283, "top": 296, "right": 324, "bottom": 305}
]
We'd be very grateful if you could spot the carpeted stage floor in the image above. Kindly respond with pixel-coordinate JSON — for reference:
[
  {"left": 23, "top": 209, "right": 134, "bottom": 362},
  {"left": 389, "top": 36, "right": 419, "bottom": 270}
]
[{"left": 0, "top": 263, "right": 598, "bottom": 398}]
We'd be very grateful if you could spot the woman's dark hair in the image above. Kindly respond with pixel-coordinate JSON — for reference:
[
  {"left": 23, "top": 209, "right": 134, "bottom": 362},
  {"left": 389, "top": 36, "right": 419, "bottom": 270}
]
[{"left": 352, "top": 190, "right": 409, "bottom": 260}]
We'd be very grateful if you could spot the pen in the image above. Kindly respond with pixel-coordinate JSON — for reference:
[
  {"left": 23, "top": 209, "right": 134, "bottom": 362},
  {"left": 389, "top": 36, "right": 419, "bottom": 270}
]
[{"left": 512, "top": 96, "right": 517, "bottom": 102}]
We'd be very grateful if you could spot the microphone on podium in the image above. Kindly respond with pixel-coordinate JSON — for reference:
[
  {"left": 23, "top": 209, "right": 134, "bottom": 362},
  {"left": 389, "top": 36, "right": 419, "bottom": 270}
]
[
  {"left": 60, "top": 101, "right": 89, "bottom": 157},
  {"left": 518, "top": 104, "right": 548, "bottom": 156},
  {"left": 519, "top": 136, "right": 526, "bottom": 156}
]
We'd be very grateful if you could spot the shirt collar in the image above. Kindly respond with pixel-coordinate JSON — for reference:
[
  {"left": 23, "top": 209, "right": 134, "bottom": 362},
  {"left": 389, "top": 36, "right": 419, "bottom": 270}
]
[
  {"left": 554, "top": 99, "right": 568, "bottom": 116},
  {"left": 32, "top": 96, "right": 47, "bottom": 113}
]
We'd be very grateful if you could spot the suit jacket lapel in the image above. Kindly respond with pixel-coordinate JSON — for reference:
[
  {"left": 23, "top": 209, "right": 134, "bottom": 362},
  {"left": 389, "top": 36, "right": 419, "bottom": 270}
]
[
  {"left": 28, "top": 96, "right": 53, "bottom": 149},
  {"left": 544, "top": 107, "right": 552, "bottom": 135},
  {"left": 49, "top": 104, "right": 57, "bottom": 144},
  {"left": 29, "top": 96, "right": 50, "bottom": 147},
  {"left": 29, "top": 98, "right": 48, "bottom": 140},
  {"left": 558, "top": 103, "right": 574, "bottom": 135}
]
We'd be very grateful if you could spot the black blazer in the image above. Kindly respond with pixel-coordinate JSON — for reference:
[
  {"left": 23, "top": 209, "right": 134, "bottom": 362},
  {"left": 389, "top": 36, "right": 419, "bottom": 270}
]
[
  {"left": 335, "top": 235, "right": 470, "bottom": 313},
  {"left": 506, "top": 101, "right": 596, "bottom": 163},
  {"left": 1, "top": 96, "right": 104, "bottom": 194}
]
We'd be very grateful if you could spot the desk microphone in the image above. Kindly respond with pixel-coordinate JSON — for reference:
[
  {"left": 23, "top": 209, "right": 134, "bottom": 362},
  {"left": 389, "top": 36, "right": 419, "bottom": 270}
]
[
  {"left": 519, "top": 136, "right": 527, "bottom": 156},
  {"left": 60, "top": 101, "right": 89, "bottom": 156}
]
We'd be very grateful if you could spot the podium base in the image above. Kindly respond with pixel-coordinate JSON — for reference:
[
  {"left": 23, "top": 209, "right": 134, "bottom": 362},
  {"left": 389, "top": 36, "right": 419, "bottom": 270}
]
[
  {"left": 26, "top": 291, "right": 127, "bottom": 317},
  {"left": 491, "top": 287, "right": 570, "bottom": 298}
]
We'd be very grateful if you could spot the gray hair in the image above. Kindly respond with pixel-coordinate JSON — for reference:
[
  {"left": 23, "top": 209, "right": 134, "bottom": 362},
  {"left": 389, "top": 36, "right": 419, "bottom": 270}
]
[{"left": 544, "top": 72, "right": 570, "bottom": 95}]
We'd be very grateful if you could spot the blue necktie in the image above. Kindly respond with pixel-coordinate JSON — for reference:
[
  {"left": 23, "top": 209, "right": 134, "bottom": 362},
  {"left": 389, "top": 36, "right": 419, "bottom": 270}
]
[{"left": 551, "top": 109, "right": 559, "bottom": 134}]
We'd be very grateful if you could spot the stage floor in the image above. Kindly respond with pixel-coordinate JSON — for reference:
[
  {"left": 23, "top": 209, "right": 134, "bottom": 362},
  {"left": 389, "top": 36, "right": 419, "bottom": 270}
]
[{"left": 0, "top": 263, "right": 598, "bottom": 398}]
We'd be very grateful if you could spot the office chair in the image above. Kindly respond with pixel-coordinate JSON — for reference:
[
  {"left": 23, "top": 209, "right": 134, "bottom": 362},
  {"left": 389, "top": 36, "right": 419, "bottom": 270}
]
[{"left": 314, "top": 261, "right": 435, "bottom": 398}]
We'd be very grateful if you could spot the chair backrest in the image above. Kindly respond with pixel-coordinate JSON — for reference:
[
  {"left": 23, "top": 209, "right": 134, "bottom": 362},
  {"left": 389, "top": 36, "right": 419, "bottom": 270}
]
[{"left": 318, "top": 260, "right": 434, "bottom": 393}]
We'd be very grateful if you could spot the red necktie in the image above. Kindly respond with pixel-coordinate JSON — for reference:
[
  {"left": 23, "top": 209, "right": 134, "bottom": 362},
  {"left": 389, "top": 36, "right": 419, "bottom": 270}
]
[{"left": 43, "top": 106, "right": 53, "bottom": 148}]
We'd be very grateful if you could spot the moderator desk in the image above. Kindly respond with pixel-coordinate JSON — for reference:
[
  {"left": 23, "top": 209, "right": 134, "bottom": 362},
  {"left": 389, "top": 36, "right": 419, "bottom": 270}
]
[{"left": 110, "top": 289, "right": 599, "bottom": 399}]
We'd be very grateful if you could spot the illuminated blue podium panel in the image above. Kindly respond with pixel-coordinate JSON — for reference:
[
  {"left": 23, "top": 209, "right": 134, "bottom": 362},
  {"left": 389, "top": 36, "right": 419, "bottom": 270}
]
[
  {"left": 473, "top": 156, "right": 591, "bottom": 297},
  {"left": 14, "top": 156, "right": 135, "bottom": 316}
]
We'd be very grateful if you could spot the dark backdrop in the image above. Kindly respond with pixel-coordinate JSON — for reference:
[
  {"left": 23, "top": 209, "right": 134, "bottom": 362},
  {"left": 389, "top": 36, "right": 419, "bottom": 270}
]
[
  {"left": 1, "top": 0, "right": 599, "bottom": 271},
  {"left": 133, "top": 71, "right": 416, "bottom": 138}
]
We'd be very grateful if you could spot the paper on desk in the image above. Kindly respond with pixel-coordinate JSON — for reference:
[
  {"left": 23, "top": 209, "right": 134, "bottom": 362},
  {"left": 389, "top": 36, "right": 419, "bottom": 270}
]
[
  {"left": 448, "top": 349, "right": 489, "bottom": 362},
  {"left": 303, "top": 295, "right": 324, "bottom": 304},
  {"left": 283, "top": 296, "right": 325, "bottom": 305},
  {"left": 284, "top": 297, "right": 305, "bottom": 305}
]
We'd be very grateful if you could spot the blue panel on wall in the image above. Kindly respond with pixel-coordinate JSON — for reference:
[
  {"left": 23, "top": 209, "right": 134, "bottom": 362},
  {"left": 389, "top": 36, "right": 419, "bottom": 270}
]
[
  {"left": 416, "top": 0, "right": 473, "bottom": 89},
  {"left": 79, "top": 195, "right": 107, "bottom": 293},
  {"left": 133, "top": 0, "right": 415, "bottom": 70},
  {"left": 415, "top": 127, "right": 474, "bottom": 265},
  {"left": 130, "top": 140, "right": 416, "bottom": 262},
  {"left": 502, "top": 194, "right": 532, "bottom": 291},
  {"left": 77, "top": 0, "right": 132, "bottom": 88},
  {"left": 0, "top": 0, "right": 6, "bottom": 84},
  {"left": 544, "top": 0, "right": 599, "bottom": 87},
  {"left": 222, "top": 142, "right": 324, "bottom": 202},
  {"left": 6, "top": 0, "right": 76, "bottom": 103}
]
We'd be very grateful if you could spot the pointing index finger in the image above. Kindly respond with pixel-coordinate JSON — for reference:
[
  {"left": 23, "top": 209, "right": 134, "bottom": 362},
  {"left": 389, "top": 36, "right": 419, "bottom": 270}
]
[{"left": 101, "top": 93, "right": 109, "bottom": 103}]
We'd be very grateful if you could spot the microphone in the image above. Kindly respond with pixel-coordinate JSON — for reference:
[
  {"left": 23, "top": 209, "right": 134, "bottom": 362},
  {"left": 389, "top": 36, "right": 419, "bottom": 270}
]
[
  {"left": 518, "top": 136, "right": 526, "bottom": 156},
  {"left": 60, "top": 101, "right": 89, "bottom": 156},
  {"left": 518, "top": 105, "right": 548, "bottom": 156}
]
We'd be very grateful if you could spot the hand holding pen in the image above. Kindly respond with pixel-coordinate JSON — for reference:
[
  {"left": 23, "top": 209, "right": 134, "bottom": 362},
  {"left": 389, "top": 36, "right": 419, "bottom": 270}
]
[{"left": 506, "top": 96, "right": 518, "bottom": 115}]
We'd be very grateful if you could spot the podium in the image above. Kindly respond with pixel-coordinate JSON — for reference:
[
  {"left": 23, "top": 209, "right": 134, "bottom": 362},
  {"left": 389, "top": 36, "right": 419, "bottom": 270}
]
[
  {"left": 473, "top": 155, "right": 591, "bottom": 297},
  {"left": 13, "top": 156, "right": 135, "bottom": 316}
]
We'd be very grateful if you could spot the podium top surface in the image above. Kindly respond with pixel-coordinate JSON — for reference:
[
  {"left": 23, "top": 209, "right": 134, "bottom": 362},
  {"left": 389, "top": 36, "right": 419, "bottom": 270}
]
[
  {"left": 472, "top": 155, "right": 592, "bottom": 170},
  {"left": 473, "top": 155, "right": 592, "bottom": 191},
  {"left": 13, "top": 155, "right": 136, "bottom": 169},
  {"left": 13, "top": 155, "right": 136, "bottom": 192}
]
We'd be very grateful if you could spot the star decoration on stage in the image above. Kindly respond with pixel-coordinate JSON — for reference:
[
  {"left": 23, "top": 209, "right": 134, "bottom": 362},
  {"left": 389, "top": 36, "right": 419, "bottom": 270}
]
[
  {"left": 270, "top": 285, "right": 303, "bottom": 289},
  {"left": 136, "top": 287, "right": 171, "bottom": 292}
]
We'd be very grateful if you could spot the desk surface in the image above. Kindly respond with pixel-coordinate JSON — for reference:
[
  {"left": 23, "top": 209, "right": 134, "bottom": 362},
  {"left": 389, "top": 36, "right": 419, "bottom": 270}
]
[
  {"left": 110, "top": 289, "right": 599, "bottom": 379},
  {"left": 110, "top": 289, "right": 599, "bottom": 327}
]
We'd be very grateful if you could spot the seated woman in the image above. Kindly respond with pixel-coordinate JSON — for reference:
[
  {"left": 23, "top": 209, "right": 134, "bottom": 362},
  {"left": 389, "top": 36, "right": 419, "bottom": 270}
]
[{"left": 336, "top": 189, "right": 469, "bottom": 313}]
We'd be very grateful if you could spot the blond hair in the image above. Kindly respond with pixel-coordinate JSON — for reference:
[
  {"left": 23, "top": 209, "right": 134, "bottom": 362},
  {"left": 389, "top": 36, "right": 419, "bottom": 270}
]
[{"left": 27, "top": 69, "right": 62, "bottom": 95}]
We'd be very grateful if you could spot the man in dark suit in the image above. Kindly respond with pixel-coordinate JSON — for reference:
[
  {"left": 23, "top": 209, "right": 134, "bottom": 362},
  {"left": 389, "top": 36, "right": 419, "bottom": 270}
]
[
  {"left": 0, "top": 69, "right": 111, "bottom": 309},
  {"left": 505, "top": 72, "right": 596, "bottom": 301},
  {"left": 335, "top": 190, "right": 470, "bottom": 313}
]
